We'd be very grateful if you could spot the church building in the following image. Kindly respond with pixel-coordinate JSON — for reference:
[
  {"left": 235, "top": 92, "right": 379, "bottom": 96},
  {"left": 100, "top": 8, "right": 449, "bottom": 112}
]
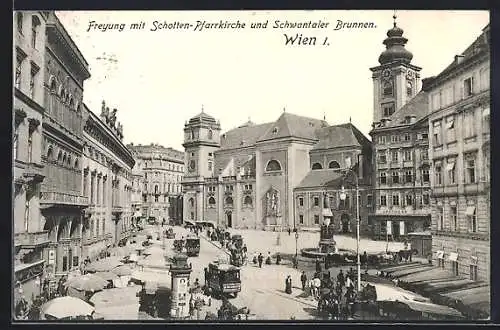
[{"left": 181, "top": 109, "right": 373, "bottom": 231}]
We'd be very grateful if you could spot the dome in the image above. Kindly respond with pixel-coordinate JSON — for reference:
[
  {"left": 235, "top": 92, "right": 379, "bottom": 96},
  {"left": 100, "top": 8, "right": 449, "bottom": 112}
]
[
  {"left": 188, "top": 109, "right": 217, "bottom": 125},
  {"left": 378, "top": 22, "right": 414, "bottom": 65}
]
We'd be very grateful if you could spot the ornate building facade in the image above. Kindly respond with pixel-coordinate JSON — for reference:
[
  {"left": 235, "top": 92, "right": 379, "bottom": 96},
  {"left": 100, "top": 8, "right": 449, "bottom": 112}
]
[
  {"left": 127, "top": 143, "right": 184, "bottom": 224},
  {"left": 81, "top": 101, "right": 135, "bottom": 260},
  {"left": 427, "top": 25, "right": 490, "bottom": 283},
  {"left": 13, "top": 10, "right": 49, "bottom": 302},
  {"left": 39, "top": 12, "right": 90, "bottom": 277},
  {"left": 182, "top": 110, "right": 373, "bottom": 231},
  {"left": 369, "top": 19, "right": 432, "bottom": 241},
  {"left": 293, "top": 124, "right": 374, "bottom": 234}
]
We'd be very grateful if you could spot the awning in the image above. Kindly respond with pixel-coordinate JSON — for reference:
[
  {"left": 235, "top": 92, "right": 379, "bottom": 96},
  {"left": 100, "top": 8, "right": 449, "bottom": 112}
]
[
  {"left": 380, "top": 262, "right": 422, "bottom": 273},
  {"left": 465, "top": 206, "right": 476, "bottom": 216},
  {"left": 446, "top": 162, "right": 455, "bottom": 171},
  {"left": 399, "top": 300, "right": 464, "bottom": 318},
  {"left": 398, "top": 267, "right": 450, "bottom": 283},
  {"left": 443, "top": 285, "right": 489, "bottom": 301},
  {"left": 448, "top": 252, "right": 458, "bottom": 261},
  {"left": 322, "top": 208, "right": 333, "bottom": 217}
]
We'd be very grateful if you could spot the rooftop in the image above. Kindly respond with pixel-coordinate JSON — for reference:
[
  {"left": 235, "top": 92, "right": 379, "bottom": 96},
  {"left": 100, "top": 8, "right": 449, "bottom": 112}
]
[{"left": 296, "top": 169, "right": 343, "bottom": 189}]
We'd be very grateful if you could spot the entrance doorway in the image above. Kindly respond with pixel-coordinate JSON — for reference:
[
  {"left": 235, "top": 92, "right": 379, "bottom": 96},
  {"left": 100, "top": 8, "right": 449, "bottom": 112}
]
[
  {"left": 341, "top": 214, "right": 350, "bottom": 233},
  {"left": 227, "top": 212, "right": 232, "bottom": 228}
]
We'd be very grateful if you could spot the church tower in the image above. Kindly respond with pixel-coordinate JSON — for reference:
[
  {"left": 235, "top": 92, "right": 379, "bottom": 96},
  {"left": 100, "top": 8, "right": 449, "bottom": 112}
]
[
  {"left": 181, "top": 107, "right": 221, "bottom": 222},
  {"left": 370, "top": 14, "right": 422, "bottom": 124}
]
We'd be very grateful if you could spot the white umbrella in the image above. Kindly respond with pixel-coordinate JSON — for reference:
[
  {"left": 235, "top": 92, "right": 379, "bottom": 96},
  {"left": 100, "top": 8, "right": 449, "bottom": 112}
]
[{"left": 42, "top": 296, "right": 94, "bottom": 319}]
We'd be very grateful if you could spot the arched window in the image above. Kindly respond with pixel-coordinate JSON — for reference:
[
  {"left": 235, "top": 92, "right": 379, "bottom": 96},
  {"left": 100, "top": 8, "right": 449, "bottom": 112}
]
[
  {"left": 155, "top": 185, "right": 159, "bottom": 194},
  {"left": 225, "top": 197, "right": 233, "bottom": 205},
  {"left": 208, "top": 197, "right": 216, "bottom": 206},
  {"left": 31, "top": 15, "right": 41, "bottom": 49},
  {"left": 74, "top": 158, "right": 79, "bottom": 169},
  {"left": 62, "top": 153, "right": 67, "bottom": 165},
  {"left": 407, "top": 81, "right": 413, "bottom": 96},
  {"left": 57, "top": 151, "right": 62, "bottom": 162},
  {"left": 329, "top": 161, "right": 340, "bottom": 169},
  {"left": 244, "top": 195, "right": 253, "bottom": 206},
  {"left": 312, "top": 163, "right": 323, "bottom": 170},
  {"left": 189, "top": 198, "right": 194, "bottom": 208},
  {"left": 69, "top": 96, "right": 74, "bottom": 108},
  {"left": 47, "top": 146, "right": 53, "bottom": 160},
  {"left": 265, "top": 160, "right": 282, "bottom": 172},
  {"left": 208, "top": 130, "right": 213, "bottom": 140},
  {"left": 17, "top": 12, "right": 23, "bottom": 34},
  {"left": 67, "top": 155, "right": 72, "bottom": 166},
  {"left": 383, "top": 81, "right": 393, "bottom": 97}
]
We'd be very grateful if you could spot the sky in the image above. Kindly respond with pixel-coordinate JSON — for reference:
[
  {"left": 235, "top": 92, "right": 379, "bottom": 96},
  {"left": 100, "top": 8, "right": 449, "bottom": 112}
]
[{"left": 56, "top": 10, "right": 489, "bottom": 151}]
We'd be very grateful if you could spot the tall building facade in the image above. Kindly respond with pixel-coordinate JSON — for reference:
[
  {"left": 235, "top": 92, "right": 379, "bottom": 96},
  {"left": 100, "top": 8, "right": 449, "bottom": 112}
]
[
  {"left": 127, "top": 143, "right": 184, "bottom": 223},
  {"left": 130, "top": 158, "right": 144, "bottom": 227},
  {"left": 13, "top": 11, "right": 49, "bottom": 301},
  {"left": 39, "top": 12, "right": 90, "bottom": 277},
  {"left": 293, "top": 124, "right": 374, "bottom": 233},
  {"left": 427, "top": 25, "right": 490, "bottom": 283},
  {"left": 181, "top": 110, "right": 373, "bottom": 231},
  {"left": 81, "top": 101, "right": 135, "bottom": 260},
  {"left": 369, "top": 20, "right": 432, "bottom": 241}
]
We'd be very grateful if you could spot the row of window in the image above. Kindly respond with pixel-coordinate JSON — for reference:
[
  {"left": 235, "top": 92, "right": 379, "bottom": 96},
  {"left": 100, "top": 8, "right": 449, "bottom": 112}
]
[
  {"left": 15, "top": 50, "right": 40, "bottom": 102},
  {"left": 297, "top": 194, "right": 372, "bottom": 208},
  {"left": 434, "top": 153, "right": 478, "bottom": 185},
  {"left": 381, "top": 80, "right": 413, "bottom": 98},
  {"left": 142, "top": 160, "right": 183, "bottom": 172},
  {"left": 45, "top": 145, "right": 80, "bottom": 169},
  {"left": 432, "top": 108, "right": 489, "bottom": 146},
  {"left": 436, "top": 204, "right": 478, "bottom": 233},
  {"left": 143, "top": 183, "right": 181, "bottom": 194},
  {"left": 143, "top": 194, "right": 171, "bottom": 203},
  {"left": 312, "top": 160, "right": 341, "bottom": 170},
  {"left": 205, "top": 195, "right": 254, "bottom": 208},
  {"left": 379, "top": 193, "right": 430, "bottom": 207},
  {"left": 144, "top": 171, "right": 182, "bottom": 181},
  {"left": 377, "top": 148, "right": 416, "bottom": 163},
  {"left": 379, "top": 169, "right": 429, "bottom": 185},
  {"left": 430, "top": 71, "right": 489, "bottom": 112},
  {"left": 16, "top": 13, "right": 41, "bottom": 49},
  {"left": 377, "top": 133, "right": 428, "bottom": 145},
  {"left": 436, "top": 259, "right": 479, "bottom": 281},
  {"left": 189, "top": 129, "right": 214, "bottom": 140}
]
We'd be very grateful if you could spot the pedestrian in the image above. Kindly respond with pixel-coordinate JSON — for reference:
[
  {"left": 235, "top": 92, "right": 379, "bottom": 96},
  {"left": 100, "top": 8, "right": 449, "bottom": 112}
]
[
  {"left": 257, "top": 253, "right": 263, "bottom": 268},
  {"left": 276, "top": 253, "right": 282, "bottom": 265},
  {"left": 253, "top": 253, "right": 258, "bottom": 265},
  {"left": 265, "top": 252, "right": 272, "bottom": 265},
  {"left": 337, "top": 269, "right": 345, "bottom": 288},
  {"left": 288, "top": 228, "right": 291, "bottom": 236},
  {"left": 315, "top": 258, "right": 322, "bottom": 273},
  {"left": 300, "top": 271, "right": 307, "bottom": 291},
  {"left": 312, "top": 276, "right": 321, "bottom": 300},
  {"left": 346, "top": 275, "right": 353, "bottom": 290},
  {"left": 285, "top": 275, "right": 292, "bottom": 294}
]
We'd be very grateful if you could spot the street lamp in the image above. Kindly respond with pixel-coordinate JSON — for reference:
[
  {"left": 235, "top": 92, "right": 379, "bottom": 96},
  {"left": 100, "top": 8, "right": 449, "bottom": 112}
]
[
  {"left": 339, "top": 171, "right": 361, "bottom": 293},
  {"left": 294, "top": 231, "right": 299, "bottom": 268}
]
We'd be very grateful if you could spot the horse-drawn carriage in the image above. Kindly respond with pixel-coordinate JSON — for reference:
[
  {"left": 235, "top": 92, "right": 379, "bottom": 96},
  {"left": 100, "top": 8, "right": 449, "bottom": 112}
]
[
  {"left": 164, "top": 228, "right": 175, "bottom": 239},
  {"left": 185, "top": 236, "right": 200, "bottom": 257},
  {"left": 173, "top": 239, "right": 184, "bottom": 252}
]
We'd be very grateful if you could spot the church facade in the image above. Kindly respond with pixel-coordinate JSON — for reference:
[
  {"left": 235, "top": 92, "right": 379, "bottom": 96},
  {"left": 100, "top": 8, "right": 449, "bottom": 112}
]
[{"left": 181, "top": 110, "right": 373, "bottom": 231}]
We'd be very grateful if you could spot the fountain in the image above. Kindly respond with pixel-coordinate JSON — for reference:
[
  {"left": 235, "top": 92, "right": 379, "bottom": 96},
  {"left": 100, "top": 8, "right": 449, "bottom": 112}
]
[{"left": 301, "top": 207, "right": 354, "bottom": 259}]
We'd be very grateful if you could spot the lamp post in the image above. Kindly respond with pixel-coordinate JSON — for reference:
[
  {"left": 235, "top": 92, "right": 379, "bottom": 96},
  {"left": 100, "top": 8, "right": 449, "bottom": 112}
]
[{"left": 339, "top": 171, "right": 361, "bottom": 293}]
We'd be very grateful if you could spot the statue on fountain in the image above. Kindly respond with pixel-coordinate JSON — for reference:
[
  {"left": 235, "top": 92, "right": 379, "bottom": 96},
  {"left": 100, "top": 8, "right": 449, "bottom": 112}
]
[{"left": 319, "top": 217, "right": 337, "bottom": 254}]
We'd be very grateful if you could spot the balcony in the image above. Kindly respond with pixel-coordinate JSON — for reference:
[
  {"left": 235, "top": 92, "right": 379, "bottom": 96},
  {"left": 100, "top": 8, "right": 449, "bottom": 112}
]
[
  {"left": 40, "top": 191, "right": 89, "bottom": 208},
  {"left": 14, "top": 231, "right": 51, "bottom": 248},
  {"left": 23, "top": 162, "right": 45, "bottom": 184}
]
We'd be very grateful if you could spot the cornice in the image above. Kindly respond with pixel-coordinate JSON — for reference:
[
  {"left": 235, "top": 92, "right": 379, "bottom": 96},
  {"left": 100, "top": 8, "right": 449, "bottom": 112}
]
[{"left": 14, "top": 88, "right": 45, "bottom": 114}]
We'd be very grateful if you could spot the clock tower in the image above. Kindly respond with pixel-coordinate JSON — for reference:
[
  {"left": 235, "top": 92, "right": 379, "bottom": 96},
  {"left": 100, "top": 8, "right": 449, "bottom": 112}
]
[
  {"left": 181, "top": 107, "right": 221, "bottom": 222},
  {"left": 370, "top": 14, "right": 422, "bottom": 124}
]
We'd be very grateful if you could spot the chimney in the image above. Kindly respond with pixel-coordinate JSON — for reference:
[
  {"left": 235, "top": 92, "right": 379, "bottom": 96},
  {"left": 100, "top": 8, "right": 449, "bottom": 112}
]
[
  {"left": 380, "top": 118, "right": 391, "bottom": 127},
  {"left": 454, "top": 55, "right": 465, "bottom": 65}
]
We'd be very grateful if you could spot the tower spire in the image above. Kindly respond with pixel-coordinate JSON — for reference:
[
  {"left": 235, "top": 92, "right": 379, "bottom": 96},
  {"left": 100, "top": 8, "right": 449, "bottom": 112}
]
[
  {"left": 393, "top": 10, "right": 397, "bottom": 27},
  {"left": 201, "top": 104, "right": 204, "bottom": 113}
]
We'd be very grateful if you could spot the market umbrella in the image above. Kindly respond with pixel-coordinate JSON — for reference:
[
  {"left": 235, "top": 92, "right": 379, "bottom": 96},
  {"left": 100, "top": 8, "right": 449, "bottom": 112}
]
[
  {"left": 95, "top": 271, "right": 119, "bottom": 281},
  {"left": 65, "top": 274, "right": 109, "bottom": 292},
  {"left": 42, "top": 296, "right": 94, "bottom": 319},
  {"left": 86, "top": 257, "right": 123, "bottom": 273},
  {"left": 112, "top": 265, "right": 133, "bottom": 276}
]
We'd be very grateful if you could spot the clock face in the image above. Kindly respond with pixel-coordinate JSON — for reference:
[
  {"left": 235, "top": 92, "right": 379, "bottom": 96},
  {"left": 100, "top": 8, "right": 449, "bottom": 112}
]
[
  {"left": 189, "top": 160, "right": 196, "bottom": 172},
  {"left": 382, "top": 69, "right": 391, "bottom": 79},
  {"left": 406, "top": 70, "right": 414, "bottom": 80}
]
